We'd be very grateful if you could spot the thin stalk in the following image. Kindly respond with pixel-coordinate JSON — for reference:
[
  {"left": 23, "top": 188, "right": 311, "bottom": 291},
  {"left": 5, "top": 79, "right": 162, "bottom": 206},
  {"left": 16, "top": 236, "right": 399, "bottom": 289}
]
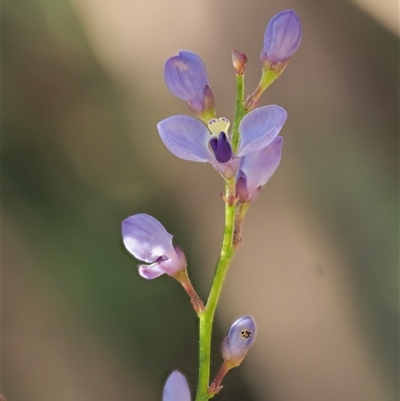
[
  {"left": 231, "top": 73, "right": 245, "bottom": 153},
  {"left": 195, "top": 179, "right": 237, "bottom": 401}
]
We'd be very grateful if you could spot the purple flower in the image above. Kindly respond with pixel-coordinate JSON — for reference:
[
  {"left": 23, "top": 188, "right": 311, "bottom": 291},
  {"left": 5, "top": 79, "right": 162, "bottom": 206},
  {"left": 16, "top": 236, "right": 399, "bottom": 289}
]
[
  {"left": 236, "top": 136, "right": 283, "bottom": 202},
  {"left": 157, "top": 105, "right": 287, "bottom": 179},
  {"left": 122, "top": 214, "right": 187, "bottom": 279},
  {"left": 260, "top": 9, "right": 302, "bottom": 66},
  {"left": 163, "top": 371, "right": 191, "bottom": 401},
  {"left": 164, "top": 51, "right": 215, "bottom": 120},
  {"left": 221, "top": 316, "right": 256, "bottom": 367}
]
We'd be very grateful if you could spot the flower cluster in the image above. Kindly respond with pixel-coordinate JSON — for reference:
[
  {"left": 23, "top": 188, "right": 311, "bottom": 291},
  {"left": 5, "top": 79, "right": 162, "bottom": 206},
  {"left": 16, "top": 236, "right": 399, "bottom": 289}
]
[{"left": 121, "top": 9, "right": 302, "bottom": 401}]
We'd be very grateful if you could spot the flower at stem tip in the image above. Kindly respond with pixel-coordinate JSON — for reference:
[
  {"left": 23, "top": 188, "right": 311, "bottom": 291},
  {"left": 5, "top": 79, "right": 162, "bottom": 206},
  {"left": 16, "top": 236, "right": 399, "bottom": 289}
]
[
  {"left": 163, "top": 370, "right": 191, "bottom": 401},
  {"left": 231, "top": 50, "right": 248, "bottom": 75},
  {"left": 164, "top": 50, "right": 216, "bottom": 122},
  {"left": 260, "top": 9, "right": 302, "bottom": 71},
  {"left": 122, "top": 214, "right": 204, "bottom": 312}
]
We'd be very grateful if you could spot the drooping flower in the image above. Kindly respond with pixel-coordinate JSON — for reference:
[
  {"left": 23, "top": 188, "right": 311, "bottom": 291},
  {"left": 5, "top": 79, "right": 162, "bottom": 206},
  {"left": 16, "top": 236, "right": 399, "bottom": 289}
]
[
  {"left": 163, "top": 371, "right": 191, "bottom": 401},
  {"left": 236, "top": 136, "right": 283, "bottom": 202},
  {"left": 221, "top": 316, "right": 256, "bottom": 367},
  {"left": 164, "top": 51, "right": 216, "bottom": 121},
  {"left": 260, "top": 9, "right": 302, "bottom": 69},
  {"left": 157, "top": 105, "right": 287, "bottom": 180},
  {"left": 122, "top": 214, "right": 187, "bottom": 279}
]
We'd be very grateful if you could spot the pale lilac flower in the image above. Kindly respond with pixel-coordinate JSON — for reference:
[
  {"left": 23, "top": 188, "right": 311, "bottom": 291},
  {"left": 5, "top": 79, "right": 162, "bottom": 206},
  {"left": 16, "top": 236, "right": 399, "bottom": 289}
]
[
  {"left": 221, "top": 316, "right": 256, "bottom": 367},
  {"left": 164, "top": 51, "right": 215, "bottom": 120},
  {"left": 260, "top": 9, "right": 302, "bottom": 66},
  {"left": 163, "top": 371, "right": 191, "bottom": 401},
  {"left": 236, "top": 136, "right": 283, "bottom": 202},
  {"left": 122, "top": 214, "right": 187, "bottom": 279},
  {"left": 158, "top": 105, "right": 287, "bottom": 179}
]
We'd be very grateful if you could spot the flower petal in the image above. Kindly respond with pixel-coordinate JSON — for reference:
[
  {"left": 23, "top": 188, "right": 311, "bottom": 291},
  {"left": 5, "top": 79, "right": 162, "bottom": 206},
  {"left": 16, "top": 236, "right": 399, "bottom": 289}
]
[
  {"left": 237, "top": 105, "right": 287, "bottom": 156},
  {"left": 238, "top": 136, "right": 283, "bottom": 196},
  {"left": 164, "top": 50, "right": 209, "bottom": 103},
  {"left": 138, "top": 263, "right": 166, "bottom": 279},
  {"left": 163, "top": 371, "right": 191, "bottom": 401},
  {"left": 158, "top": 115, "right": 215, "bottom": 162},
  {"left": 122, "top": 214, "right": 175, "bottom": 263},
  {"left": 261, "top": 9, "right": 302, "bottom": 64},
  {"left": 158, "top": 246, "right": 187, "bottom": 276}
]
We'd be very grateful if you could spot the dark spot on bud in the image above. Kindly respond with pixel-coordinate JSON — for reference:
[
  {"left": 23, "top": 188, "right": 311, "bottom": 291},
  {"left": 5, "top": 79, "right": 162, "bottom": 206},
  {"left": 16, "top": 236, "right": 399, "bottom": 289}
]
[{"left": 241, "top": 330, "right": 252, "bottom": 339}]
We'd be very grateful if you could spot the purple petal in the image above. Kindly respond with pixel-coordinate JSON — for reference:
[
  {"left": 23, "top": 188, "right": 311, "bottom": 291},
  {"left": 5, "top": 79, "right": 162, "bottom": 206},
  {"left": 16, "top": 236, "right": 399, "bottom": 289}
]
[
  {"left": 238, "top": 105, "right": 287, "bottom": 156},
  {"left": 163, "top": 371, "right": 191, "bottom": 401},
  {"left": 122, "top": 214, "right": 175, "bottom": 263},
  {"left": 222, "top": 316, "right": 256, "bottom": 362},
  {"left": 138, "top": 263, "right": 166, "bottom": 279},
  {"left": 261, "top": 10, "right": 302, "bottom": 64},
  {"left": 158, "top": 246, "right": 187, "bottom": 276},
  {"left": 238, "top": 136, "right": 283, "bottom": 198},
  {"left": 209, "top": 132, "right": 233, "bottom": 163},
  {"left": 158, "top": 115, "right": 215, "bottom": 162},
  {"left": 164, "top": 50, "right": 209, "bottom": 104}
]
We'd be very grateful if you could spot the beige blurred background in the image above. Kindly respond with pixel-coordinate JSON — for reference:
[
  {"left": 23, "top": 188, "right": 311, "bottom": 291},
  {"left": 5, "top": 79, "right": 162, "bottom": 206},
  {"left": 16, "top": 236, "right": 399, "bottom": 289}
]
[{"left": 3, "top": 0, "right": 399, "bottom": 400}]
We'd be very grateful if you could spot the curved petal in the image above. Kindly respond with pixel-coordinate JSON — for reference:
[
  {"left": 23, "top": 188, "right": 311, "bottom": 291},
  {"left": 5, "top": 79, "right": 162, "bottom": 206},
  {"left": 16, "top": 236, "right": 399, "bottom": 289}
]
[
  {"left": 158, "top": 115, "right": 215, "bottom": 162},
  {"left": 163, "top": 371, "right": 191, "bottom": 401},
  {"left": 239, "top": 136, "right": 283, "bottom": 195},
  {"left": 122, "top": 214, "right": 175, "bottom": 263},
  {"left": 237, "top": 105, "right": 287, "bottom": 156},
  {"left": 138, "top": 263, "right": 166, "bottom": 280},
  {"left": 158, "top": 246, "right": 187, "bottom": 276},
  {"left": 261, "top": 9, "right": 302, "bottom": 64},
  {"left": 164, "top": 50, "right": 209, "bottom": 103}
]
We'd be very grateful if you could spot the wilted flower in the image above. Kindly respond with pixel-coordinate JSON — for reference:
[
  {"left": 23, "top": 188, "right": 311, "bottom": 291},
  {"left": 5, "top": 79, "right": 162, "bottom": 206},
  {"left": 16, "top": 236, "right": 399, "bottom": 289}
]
[
  {"left": 260, "top": 9, "right": 302, "bottom": 69},
  {"left": 164, "top": 51, "right": 216, "bottom": 121},
  {"left": 236, "top": 136, "right": 283, "bottom": 202},
  {"left": 158, "top": 105, "right": 287, "bottom": 180},
  {"left": 122, "top": 214, "right": 187, "bottom": 279},
  {"left": 163, "top": 371, "right": 191, "bottom": 401},
  {"left": 221, "top": 315, "right": 256, "bottom": 367}
]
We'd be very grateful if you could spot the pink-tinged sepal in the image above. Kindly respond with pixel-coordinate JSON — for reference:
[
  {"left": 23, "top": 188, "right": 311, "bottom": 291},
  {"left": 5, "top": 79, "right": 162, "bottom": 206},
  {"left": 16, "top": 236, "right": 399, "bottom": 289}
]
[{"left": 232, "top": 50, "right": 248, "bottom": 75}]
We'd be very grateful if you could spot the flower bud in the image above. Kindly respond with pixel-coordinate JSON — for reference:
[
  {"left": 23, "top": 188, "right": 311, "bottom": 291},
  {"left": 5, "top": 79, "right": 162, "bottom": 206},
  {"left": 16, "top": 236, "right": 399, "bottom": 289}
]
[
  {"left": 163, "top": 370, "right": 191, "bottom": 401},
  {"left": 164, "top": 50, "right": 216, "bottom": 121},
  {"left": 260, "top": 9, "right": 302, "bottom": 70},
  {"left": 231, "top": 50, "right": 248, "bottom": 75},
  {"left": 221, "top": 316, "right": 256, "bottom": 367}
]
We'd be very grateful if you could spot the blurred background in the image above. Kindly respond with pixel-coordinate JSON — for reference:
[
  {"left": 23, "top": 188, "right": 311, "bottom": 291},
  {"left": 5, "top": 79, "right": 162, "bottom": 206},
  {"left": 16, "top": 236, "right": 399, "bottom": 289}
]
[{"left": 3, "top": 0, "right": 399, "bottom": 400}]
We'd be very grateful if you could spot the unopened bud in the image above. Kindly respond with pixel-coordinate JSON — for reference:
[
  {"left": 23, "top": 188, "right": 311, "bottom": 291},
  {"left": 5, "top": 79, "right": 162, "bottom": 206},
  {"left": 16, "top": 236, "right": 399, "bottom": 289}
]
[
  {"left": 232, "top": 50, "right": 248, "bottom": 74},
  {"left": 260, "top": 9, "right": 302, "bottom": 72},
  {"left": 221, "top": 315, "right": 256, "bottom": 367}
]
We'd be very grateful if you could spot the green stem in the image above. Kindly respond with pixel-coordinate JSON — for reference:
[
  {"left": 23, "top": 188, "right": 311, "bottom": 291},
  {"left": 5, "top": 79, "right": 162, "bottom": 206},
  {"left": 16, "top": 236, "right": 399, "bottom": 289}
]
[
  {"left": 231, "top": 73, "right": 245, "bottom": 153},
  {"left": 244, "top": 68, "right": 279, "bottom": 111},
  {"left": 195, "top": 179, "right": 237, "bottom": 401}
]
